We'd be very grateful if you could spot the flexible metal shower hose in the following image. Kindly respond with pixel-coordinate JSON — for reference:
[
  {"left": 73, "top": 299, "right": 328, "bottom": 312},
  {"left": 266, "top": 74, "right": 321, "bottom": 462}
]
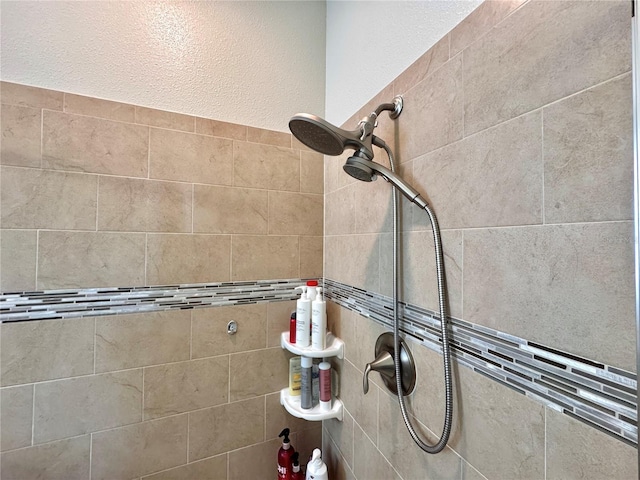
[{"left": 381, "top": 142, "right": 453, "bottom": 454}]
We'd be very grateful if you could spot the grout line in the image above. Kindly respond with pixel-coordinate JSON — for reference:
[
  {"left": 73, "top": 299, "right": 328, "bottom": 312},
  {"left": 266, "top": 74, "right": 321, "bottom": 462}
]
[
  {"left": 31, "top": 383, "right": 36, "bottom": 446},
  {"left": 144, "top": 233, "right": 148, "bottom": 287},
  {"left": 34, "top": 229, "right": 40, "bottom": 291},
  {"left": 93, "top": 318, "right": 97, "bottom": 374},
  {"left": 95, "top": 176, "right": 100, "bottom": 232},
  {"left": 544, "top": 407, "right": 548, "bottom": 480},
  {"left": 191, "top": 184, "right": 195, "bottom": 234},
  {"left": 147, "top": 127, "right": 151, "bottom": 180},
  {"left": 541, "top": 108, "right": 546, "bottom": 226},
  {"left": 89, "top": 432, "right": 93, "bottom": 480}
]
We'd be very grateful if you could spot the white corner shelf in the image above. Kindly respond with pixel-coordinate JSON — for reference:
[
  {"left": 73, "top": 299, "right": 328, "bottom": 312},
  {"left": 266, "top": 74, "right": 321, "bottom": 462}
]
[
  {"left": 280, "top": 388, "right": 344, "bottom": 422},
  {"left": 280, "top": 332, "right": 344, "bottom": 359}
]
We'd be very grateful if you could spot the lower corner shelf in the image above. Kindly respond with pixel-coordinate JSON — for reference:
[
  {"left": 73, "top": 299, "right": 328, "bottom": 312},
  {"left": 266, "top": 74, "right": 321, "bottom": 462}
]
[{"left": 280, "top": 388, "right": 343, "bottom": 422}]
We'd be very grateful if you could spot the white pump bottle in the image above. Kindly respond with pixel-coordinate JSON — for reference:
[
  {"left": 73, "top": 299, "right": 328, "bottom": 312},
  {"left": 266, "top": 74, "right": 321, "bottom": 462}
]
[
  {"left": 305, "top": 448, "right": 328, "bottom": 480},
  {"left": 295, "top": 286, "right": 311, "bottom": 348},
  {"left": 311, "top": 287, "right": 327, "bottom": 350}
]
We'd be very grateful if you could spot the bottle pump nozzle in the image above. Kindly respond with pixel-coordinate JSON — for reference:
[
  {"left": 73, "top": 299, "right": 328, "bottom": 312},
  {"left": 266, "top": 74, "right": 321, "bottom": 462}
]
[
  {"left": 294, "top": 286, "right": 307, "bottom": 299},
  {"left": 279, "top": 428, "right": 291, "bottom": 449}
]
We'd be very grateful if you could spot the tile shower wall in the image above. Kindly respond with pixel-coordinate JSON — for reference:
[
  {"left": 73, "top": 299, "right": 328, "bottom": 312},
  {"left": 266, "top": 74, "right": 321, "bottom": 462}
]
[
  {"left": 324, "top": 1, "right": 637, "bottom": 479},
  {"left": 0, "top": 83, "right": 323, "bottom": 479}
]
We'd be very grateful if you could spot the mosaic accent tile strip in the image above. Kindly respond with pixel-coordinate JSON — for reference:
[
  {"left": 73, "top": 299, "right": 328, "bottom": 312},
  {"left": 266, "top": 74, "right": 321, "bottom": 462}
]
[
  {"left": 323, "top": 278, "right": 638, "bottom": 447},
  {"left": 0, "top": 279, "right": 311, "bottom": 323}
]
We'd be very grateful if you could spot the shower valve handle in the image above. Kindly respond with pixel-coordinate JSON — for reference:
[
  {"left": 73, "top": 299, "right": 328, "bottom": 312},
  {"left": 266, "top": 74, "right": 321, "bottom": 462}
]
[{"left": 363, "top": 350, "right": 395, "bottom": 394}]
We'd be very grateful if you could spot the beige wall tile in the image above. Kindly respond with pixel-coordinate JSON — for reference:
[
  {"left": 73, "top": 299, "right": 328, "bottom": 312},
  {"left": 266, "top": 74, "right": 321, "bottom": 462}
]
[
  {"left": 268, "top": 191, "right": 323, "bottom": 236},
  {"left": 1, "top": 385, "right": 33, "bottom": 451},
  {"left": 462, "top": 462, "right": 489, "bottom": 480},
  {"left": 228, "top": 438, "right": 280, "bottom": 480},
  {"left": 98, "top": 176, "right": 192, "bottom": 233},
  {"left": 149, "top": 128, "right": 233, "bottom": 185},
  {"left": 231, "top": 235, "right": 299, "bottom": 281},
  {"left": 38, "top": 231, "right": 145, "bottom": 289},
  {"left": 135, "top": 106, "right": 195, "bottom": 132},
  {"left": 546, "top": 408, "right": 637, "bottom": 480},
  {"left": 300, "top": 151, "right": 324, "bottom": 194},
  {"left": 292, "top": 135, "right": 314, "bottom": 152},
  {"left": 144, "top": 356, "right": 229, "bottom": 420},
  {"left": 412, "top": 111, "right": 542, "bottom": 230},
  {"left": 64, "top": 93, "right": 135, "bottom": 122},
  {"left": 1, "top": 435, "right": 90, "bottom": 480},
  {"left": 265, "top": 391, "right": 314, "bottom": 440},
  {"left": 450, "top": 0, "right": 526, "bottom": 56},
  {"left": 188, "top": 397, "right": 264, "bottom": 461},
  {"left": 325, "top": 151, "right": 357, "bottom": 194},
  {"left": 463, "top": 222, "right": 635, "bottom": 370},
  {"left": 0, "top": 82, "right": 63, "bottom": 110},
  {"left": 324, "top": 411, "right": 354, "bottom": 469},
  {"left": 396, "top": 54, "right": 463, "bottom": 162},
  {"left": 323, "top": 429, "right": 356, "bottom": 480},
  {"left": 193, "top": 185, "right": 267, "bottom": 234},
  {"left": 544, "top": 74, "right": 633, "bottom": 223},
  {"left": 146, "top": 234, "right": 231, "bottom": 285},
  {"left": 234, "top": 142, "right": 300, "bottom": 192},
  {"left": 464, "top": 1, "right": 630, "bottom": 135},
  {"left": 324, "top": 234, "right": 380, "bottom": 293},
  {"left": 42, "top": 110, "right": 148, "bottom": 176},
  {"left": 247, "top": 127, "right": 291, "bottom": 148},
  {"left": 325, "top": 186, "right": 356, "bottom": 236},
  {"left": 266, "top": 300, "right": 296, "bottom": 347},
  {"left": 293, "top": 425, "right": 323, "bottom": 469},
  {"left": 300, "top": 236, "right": 323, "bottom": 279},
  {"left": 192, "top": 303, "right": 267, "bottom": 358},
  {"left": 454, "top": 364, "right": 545, "bottom": 479},
  {"left": 1, "top": 229, "right": 37, "bottom": 292},
  {"left": 1, "top": 166, "right": 97, "bottom": 230},
  {"left": 196, "top": 116, "right": 247, "bottom": 140},
  {"left": 354, "top": 176, "right": 393, "bottom": 234},
  {"left": 394, "top": 34, "right": 450, "bottom": 95},
  {"left": 1, "top": 104, "right": 41, "bottom": 167},
  {"left": 1, "top": 318, "right": 94, "bottom": 386},
  {"left": 91, "top": 414, "right": 188, "bottom": 480},
  {"left": 353, "top": 424, "right": 401, "bottom": 480},
  {"left": 34, "top": 369, "right": 142, "bottom": 444},
  {"left": 95, "top": 310, "right": 190, "bottom": 373},
  {"left": 142, "top": 454, "right": 228, "bottom": 480},
  {"left": 339, "top": 360, "right": 379, "bottom": 443},
  {"left": 229, "top": 347, "right": 289, "bottom": 402},
  {"left": 378, "top": 388, "right": 462, "bottom": 480}
]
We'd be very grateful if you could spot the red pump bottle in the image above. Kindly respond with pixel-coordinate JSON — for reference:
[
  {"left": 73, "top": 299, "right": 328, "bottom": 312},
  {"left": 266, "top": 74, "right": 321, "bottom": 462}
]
[
  {"left": 291, "top": 452, "right": 304, "bottom": 480},
  {"left": 278, "top": 428, "right": 295, "bottom": 480}
]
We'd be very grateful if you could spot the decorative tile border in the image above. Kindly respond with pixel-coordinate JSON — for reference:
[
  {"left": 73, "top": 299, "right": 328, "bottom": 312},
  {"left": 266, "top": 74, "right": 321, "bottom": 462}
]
[
  {"left": 0, "top": 279, "right": 310, "bottom": 323},
  {"left": 1, "top": 277, "right": 636, "bottom": 447},
  {"left": 323, "top": 278, "right": 638, "bottom": 447}
]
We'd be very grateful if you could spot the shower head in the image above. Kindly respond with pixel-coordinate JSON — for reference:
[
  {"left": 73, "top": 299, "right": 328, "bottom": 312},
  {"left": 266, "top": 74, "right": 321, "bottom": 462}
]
[
  {"left": 344, "top": 154, "right": 428, "bottom": 209},
  {"left": 289, "top": 113, "right": 372, "bottom": 157}
]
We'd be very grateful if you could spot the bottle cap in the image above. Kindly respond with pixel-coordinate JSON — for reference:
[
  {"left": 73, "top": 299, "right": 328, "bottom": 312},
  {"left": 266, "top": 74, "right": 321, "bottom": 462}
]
[
  {"left": 306, "top": 280, "right": 318, "bottom": 287},
  {"left": 278, "top": 428, "right": 291, "bottom": 449}
]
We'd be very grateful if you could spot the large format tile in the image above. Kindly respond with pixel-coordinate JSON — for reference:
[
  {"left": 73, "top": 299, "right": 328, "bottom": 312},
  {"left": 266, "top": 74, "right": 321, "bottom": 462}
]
[
  {"left": 1, "top": 166, "right": 97, "bottom": 230},
  {"left": 196, "top": 116, "right": 246, "bottom": 140},
  {"left": 1, "top": 82, "right": 63, "bottom": 110},
  {"left": 42, "top": 110, "right": 148, "bottom": 177},
  {"left": 91, "top": 414, "right": 188, "bottom": 480},
  {"left": 63, "top": 93, "right": 135, "bottom": 122},
  {"left": 146, "top": 234, "right": 231, "bottom": 285},
  {"left": 396, "top": 54, "right": 463, "bottom": 162},
  {"left": 247, "top": 127, "right": 291, "bottom": 148},
  {"left": 34, "top": 370, "right": 142, "bottom": 444},
  {"left": 300, "top": 150, "right": 324, "bottom": 194},
  {"left": 1, "top": 104, "right": 41, "bottom": 167},
  {"left": 268, "top": 191, "right": 323, "bottom": 235},
  {"left": 463, "top": 222, "right": 635, "bottom": 370},
  {"left": 228, "top": 438, "right": 281, "bottom": 480},
  {"left": 142, "top": 454, "right": 228, "bottom": 480},
  {"left": 546, "top": 408, "right": 637, "bottom": 480},
  {"left": 464, "top": 0, "right": 631, "bottom": 135},
  {"left": 324, "top": 234, "right": 380, "bottom": 293},
  {"left": 354, "top": 175, "right": 393, "bottom": 234},
  {"left": 231, "top": 235, "right": 299, "bottom": 280},
  {"left": 0, "top": 229, "right": 37, "bottom": 292},
  {"left": 37, "top": 231, "right": 145, "bottom": 289},
  {"left": 98, "top": 176, "right": 192, "bottom": 233},
  {"left": 412, "top": 111, "right": 542, "bottom": 230},
  {"left": 299, "top": 236, "right": 323, "bottom": 279},
  {"left": 454, "top": 366, "right": 545, "bottom": 479},
  {"left": 394, "top": 35, "right": 450, "bottom": 96},
  {"left": 95, "top": 310, "right": 190, "bottom": 373},
  {"left": 265, "top": 391, "right": 315, "bottom": 440},
  {"left": 339, "top": 359, "right": 379, "bottom": 444},
  {"left": 192, "top": 303, "right": 267, "bottom": 358},
  {"left": 544, "top": 74, "right": 633, "bottom": 223},
  {"left": 229, "top": 347, "right": 289, "bottom": 401},
  {"left": 323, "top": 429, "right": 356, "bottom": 480},
  {"left": 1, "top": 385, "right": 33, "bottom": 451},
  {"left": 193, "top": 185, "right": 268, "bottom": 234},
  {"left": 233, "top": 142, "right": 300, "bottom": 192},
  {"left": 149, "top": 128, "right": 233, "bottom": 185},
  {"left": 1, "top": 435, "right": 90, "bottom": 480},
  {"left": 135, "top": 106, "right": 194, "bottom": 132},
  {"left": 144, "top": 356, "right": 229, "bottom": 419},
  {"left": 188, "top": 397, "right": 264, "bottom": 461},
  {"left": 1, "top": 318, "right": 94, "bottom": 386},
  {"left": 353, "top": 424, "right": 401, "bottom": 480},
  {"left": 266, "top": 299, "right": 297, "bottom": 347},
  {"left": 324, "top": 411, "right": 354, "bottom": 469},
  {"left": 325, "top": 186, "right": 356, "bottom": 236}
]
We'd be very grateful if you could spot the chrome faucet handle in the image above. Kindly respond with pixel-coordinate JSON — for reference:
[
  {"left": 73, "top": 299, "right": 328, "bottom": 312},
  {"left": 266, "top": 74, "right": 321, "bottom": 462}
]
[{"left": 363, "top": 350, "right": 395, "bottom": 395}]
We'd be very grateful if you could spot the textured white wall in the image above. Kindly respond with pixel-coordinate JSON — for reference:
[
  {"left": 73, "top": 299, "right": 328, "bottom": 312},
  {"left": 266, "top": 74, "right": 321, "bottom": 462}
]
[
  {"left": 325, "top": 0, "right": 482, "bottom": 126},
  {"left": 0, "top": 1, "right": 326, "bottom": 132}
]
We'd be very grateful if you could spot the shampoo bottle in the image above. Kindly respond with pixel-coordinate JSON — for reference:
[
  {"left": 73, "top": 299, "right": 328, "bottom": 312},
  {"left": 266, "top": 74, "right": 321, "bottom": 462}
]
[
  {"left": 289, "top": 310, "right": 297, "bottom": 344},
  {"left": 319, "top": 361, "right": 332, "bottom": 411},
  {"left": 305, "top": 448, "right": 328, "bottom": 480},
  {"left": 291, "top": 452, "right": 304, "bottom": 480},
  {"left": 300, "top": 356, "right": 313, "bottom": 410},
  {"left": 311, "top": 287, "right": 327, "bottom": 350},
  {"left": 289, "top": 357, "right": 302, "bottom": 396},
  {"left": 278, "top": 428, "right": 295, "bottom": 480},
  {"left": 306, "top": 280, "right": 318, "bottom": 302},
  {"left": 295, "top": 287, "right": 311, "bottom": 348}
]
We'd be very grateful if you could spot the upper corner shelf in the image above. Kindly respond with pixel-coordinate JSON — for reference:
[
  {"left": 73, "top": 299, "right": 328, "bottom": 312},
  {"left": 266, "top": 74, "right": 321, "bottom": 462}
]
[{"left": 280, "top": 332, "right": 344, "bottom": 359}]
